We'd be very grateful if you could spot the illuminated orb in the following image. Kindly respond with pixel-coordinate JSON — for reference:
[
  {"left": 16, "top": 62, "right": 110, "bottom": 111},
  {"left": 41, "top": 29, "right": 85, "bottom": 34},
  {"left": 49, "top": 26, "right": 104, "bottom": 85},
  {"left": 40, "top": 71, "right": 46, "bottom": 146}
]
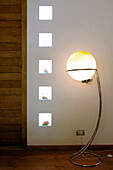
[{"left": 66, "top": 51, "right": 96, "bottom": 82}]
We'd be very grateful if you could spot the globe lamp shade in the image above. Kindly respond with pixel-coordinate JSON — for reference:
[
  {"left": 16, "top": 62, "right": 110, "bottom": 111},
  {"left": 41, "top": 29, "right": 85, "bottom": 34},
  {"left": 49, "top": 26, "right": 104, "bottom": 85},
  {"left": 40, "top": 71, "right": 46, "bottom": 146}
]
[{"left": 66, "top": 51, "right": 97, "bottom": 82}]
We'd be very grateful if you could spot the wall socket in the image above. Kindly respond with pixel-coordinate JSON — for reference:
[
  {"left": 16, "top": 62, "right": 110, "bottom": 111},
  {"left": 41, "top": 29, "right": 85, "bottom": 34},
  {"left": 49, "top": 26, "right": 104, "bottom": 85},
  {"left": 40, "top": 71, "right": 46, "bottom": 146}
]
[{"left": 76, "top": 130, "right": 85, "bottom": 136}]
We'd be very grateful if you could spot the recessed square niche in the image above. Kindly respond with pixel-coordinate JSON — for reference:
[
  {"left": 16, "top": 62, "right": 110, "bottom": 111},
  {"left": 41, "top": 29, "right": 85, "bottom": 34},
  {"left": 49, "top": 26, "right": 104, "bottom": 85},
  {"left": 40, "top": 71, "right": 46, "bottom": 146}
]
[
  {"left": 39, "top": 6, "right": 53, "bottom": 20},
  {"left": 39, "top": 33, "right": 52, "bottom": 47},
  {"left": 39, "top": 86, "right": 52, "bottom": 100},
  {"left": 38, "top": 113, "right": 52, "bottom": 127},
  {"left": 39, "top": 60, "right": 52, "bottom": 74}
]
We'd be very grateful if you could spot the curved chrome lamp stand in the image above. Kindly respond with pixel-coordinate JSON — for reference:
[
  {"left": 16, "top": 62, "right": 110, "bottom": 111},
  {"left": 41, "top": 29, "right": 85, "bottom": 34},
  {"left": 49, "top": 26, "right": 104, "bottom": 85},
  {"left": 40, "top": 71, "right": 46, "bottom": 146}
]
[{"left": 67, "top": 69, "right": 102, "bottom": 167}]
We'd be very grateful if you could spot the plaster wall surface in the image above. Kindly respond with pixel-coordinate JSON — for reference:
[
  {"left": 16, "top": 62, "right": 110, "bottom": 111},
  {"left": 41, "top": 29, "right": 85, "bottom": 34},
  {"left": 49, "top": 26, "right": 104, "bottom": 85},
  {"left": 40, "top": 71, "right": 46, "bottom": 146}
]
[{"left": 27, "top": 0, "right": 113, "bottom": 145}]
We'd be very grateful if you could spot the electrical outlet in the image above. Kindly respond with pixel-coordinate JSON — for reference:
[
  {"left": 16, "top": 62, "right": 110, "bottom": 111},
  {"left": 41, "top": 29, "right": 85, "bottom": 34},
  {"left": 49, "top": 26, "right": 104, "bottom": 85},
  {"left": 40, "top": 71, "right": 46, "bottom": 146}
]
[{"left": 76, "top": 130, "right": 85, "bottom": 136}]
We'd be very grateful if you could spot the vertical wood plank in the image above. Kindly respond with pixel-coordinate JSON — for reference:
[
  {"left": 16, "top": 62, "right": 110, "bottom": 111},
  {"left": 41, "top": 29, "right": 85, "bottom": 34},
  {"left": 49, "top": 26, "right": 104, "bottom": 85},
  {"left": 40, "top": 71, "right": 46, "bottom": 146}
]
[
  {"left": 0, "top": 0, "right": 21, "bottom": 5},
  {"left": 22, "top": 0, "right": 27, "bottom": 146},
  {"left": 0, "top": 13, "right": 22, "bottom": 20},
  {"left": 0, "top": 0, "right": 23, "bottom": 146}
]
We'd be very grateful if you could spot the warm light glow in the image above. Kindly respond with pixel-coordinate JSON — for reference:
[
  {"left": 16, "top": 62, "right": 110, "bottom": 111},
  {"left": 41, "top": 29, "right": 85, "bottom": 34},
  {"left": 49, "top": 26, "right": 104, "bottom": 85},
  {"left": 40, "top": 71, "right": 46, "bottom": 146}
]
[{"left": 66, "top": 51, "right": 96, "bottom": 82}]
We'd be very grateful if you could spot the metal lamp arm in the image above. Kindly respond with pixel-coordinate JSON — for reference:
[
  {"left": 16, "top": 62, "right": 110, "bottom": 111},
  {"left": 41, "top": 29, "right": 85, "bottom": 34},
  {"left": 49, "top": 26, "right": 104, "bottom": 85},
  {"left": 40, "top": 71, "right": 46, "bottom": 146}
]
[{"left": 68, "top": 69, "right": 102, "bottom": 167}]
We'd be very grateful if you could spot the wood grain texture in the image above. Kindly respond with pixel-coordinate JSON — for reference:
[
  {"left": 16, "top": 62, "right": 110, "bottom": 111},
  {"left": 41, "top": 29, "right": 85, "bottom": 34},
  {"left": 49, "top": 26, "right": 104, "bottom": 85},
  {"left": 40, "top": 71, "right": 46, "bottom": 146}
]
[
  {"left": 0, "top": 80, "right": 21, "bottom": 88},
  {"left": 0, "top": 102, "right": 21, "bottom": 109},
  {"left": 0, "top": 51, "right": 21, "bottom": 58},
  {"left": 0, "top": 0, "right": 21, "bottom": 5},
  {"left": 0, "top": 88, "right": 22, "bottom": 95},
  {"left": 0, "top": 150, "right": 113, "bottom": 169},
  {"left": 0, "top": 132, "right": 22, "bottom": 145},
  {"left": 0, "top": 21, "right": 21, "bottom": 28},
  {"left": 0, "top": 73, "right": 21, "bottom": 80},
  {"left": 0, "top": 110, "right": 22, "bottom": 117},
  {"left": 0, "top": 66, "right": 22, "bottom": 73},
  {"left": 0, "top": 95, "right": 21, "bottom": 102},
  {"left": 0, "top": 43, "right": 21, "bottom": 51},
  {"left": 0, "top": 0, "right": 25, "bottom": 146},
  {"left": 0, "top": 57, "right": 21, "bottom": 65},
  {"left": 0, "top": 117, "right": 21, "bottom": 124},
  {"left": 22, "top": 0, "right": 27, "bottom": 146},
  {"left": 0, "top": 5, "right": 21, "bottom": 13},
  {"left": 0, "top": 124, "right": 21, "bottom": 132},
  {"left": 0, "top": 13, "right": 21, "bottom": 20},
  {"left": 0, "top": 35, "right": 21, "bottom": 43},
  {"left": 0, "top": 28, "right": 21, "bottom": 36}
]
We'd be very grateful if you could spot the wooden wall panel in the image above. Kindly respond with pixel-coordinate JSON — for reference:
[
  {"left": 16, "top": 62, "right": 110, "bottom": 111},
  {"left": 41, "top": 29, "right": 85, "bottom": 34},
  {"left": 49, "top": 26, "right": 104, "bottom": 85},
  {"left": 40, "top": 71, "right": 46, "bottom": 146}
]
[
  {"left": 0, "top": 43, "right": 21, "bottom": 51},
  {"left": 0, "top": 5, "right": 21, "bottom": 13},
  {"left": 0, "top": 117, "right": 21, "bottom": 124},
  {"left": 0, "top": 21, "right": 21, "bottom": 28},
  {"left": 0, "top": 96, "right": 21, "bottom": 102},
  {"left": 0, "top": 0, "right": 26, "bottom": 146},
  {"left": 0, "top": 13, "right": 21, "bottom": 20},
  {"left": 0, "top": 51, "right": 21, "bottom": 57},
  {"left": 0, "top": 102, "right": 21, "bottom": 109},
  {"left": 0, "top": 88, "right": 22, "bottom": 95},
  {"left": 0, "top": 28, "right": 21, "bottom": 36},
  {"left": 0, "top": 124, "right": 21, "bottom": 132},
  {"left": 0, "top": 73, "right": 22, "bottom": 80},
  {"left": 0, "top": 110, "right": 21, "bottom": 117},
  {"left": 0, "top": 80, "right": 21, "bottom": 88},
  {"left": 0, "top": 35, "right": 21, "bottom": 43},
  {"left": 0, "top": 0, "right": 21, "bottom": 5},
  {"left": 0, "top": 66, "right": 22, "bottom": 73},
  {"left": 0, "top": 58, "right": 22, "bottom": 65},
  {"left": 0, "top": 132, "right": 22, "bottom": 145}
]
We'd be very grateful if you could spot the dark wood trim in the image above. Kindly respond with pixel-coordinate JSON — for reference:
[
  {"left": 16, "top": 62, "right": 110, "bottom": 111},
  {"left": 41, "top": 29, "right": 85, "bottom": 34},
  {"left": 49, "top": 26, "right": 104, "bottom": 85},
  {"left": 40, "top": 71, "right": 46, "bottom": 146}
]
[
  {"left": 22, "top": 0, "right": 27, "bottom": 146},
  {"left": 0, "top": 146, "right": 25, "bottom": 150},
  {"left": 26, "top": 145, "right": 113, "bottom": 151}
]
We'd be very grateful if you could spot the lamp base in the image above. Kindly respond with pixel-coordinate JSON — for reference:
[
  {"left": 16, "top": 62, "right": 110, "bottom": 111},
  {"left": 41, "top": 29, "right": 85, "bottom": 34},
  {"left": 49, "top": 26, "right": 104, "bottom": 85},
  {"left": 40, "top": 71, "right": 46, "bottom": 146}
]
[{"left": 70, "top": 151, "right": 102, "bottom": 167}]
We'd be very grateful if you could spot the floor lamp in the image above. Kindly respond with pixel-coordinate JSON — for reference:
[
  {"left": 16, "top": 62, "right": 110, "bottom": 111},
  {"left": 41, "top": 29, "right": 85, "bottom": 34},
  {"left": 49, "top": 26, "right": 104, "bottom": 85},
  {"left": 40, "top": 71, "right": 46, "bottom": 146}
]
[{"left": 66, "top": 51, "right": 102, "bottom": 167}]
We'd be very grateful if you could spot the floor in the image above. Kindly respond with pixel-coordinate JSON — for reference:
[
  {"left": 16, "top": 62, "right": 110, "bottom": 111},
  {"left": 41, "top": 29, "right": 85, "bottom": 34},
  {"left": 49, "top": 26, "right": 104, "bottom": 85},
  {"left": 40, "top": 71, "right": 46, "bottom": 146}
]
[{"left": 0, "top": 149, "right": 113, "bottom": 170}]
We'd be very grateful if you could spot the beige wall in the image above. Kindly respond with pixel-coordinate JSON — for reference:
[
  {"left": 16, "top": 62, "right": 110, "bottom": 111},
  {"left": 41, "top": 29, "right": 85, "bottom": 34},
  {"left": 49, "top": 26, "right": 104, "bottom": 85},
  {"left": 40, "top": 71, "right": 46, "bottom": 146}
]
[{"left": 27, "top": 0, "right": 113, "bottom": 145}]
